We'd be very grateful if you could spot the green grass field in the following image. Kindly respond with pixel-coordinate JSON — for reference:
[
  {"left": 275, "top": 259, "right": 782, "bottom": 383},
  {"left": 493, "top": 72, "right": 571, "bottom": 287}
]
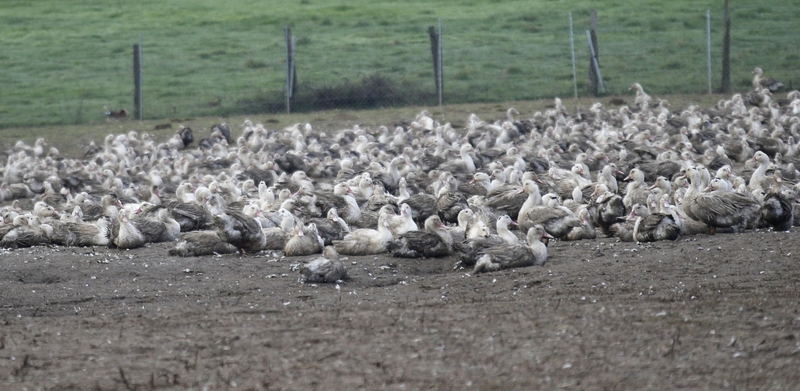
[{"left": 1, "top": 1, "right": 798, "bottom": 128}]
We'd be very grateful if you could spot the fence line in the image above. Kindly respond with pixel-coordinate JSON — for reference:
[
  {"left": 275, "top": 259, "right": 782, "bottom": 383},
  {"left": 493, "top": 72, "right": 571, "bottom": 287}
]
[{"left": 2, "top": 5, "right": 798, "bottom": 128}]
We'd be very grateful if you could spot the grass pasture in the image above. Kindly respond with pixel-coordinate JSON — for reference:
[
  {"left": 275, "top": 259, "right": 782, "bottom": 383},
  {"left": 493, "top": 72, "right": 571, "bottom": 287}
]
[{"left": 0, "top": 1, "right": 798, "bottom": 128}]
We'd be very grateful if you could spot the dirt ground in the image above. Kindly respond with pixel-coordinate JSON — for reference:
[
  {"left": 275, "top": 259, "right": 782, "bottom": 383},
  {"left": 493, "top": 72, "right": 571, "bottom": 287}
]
[{"left": 1, "top": 228, "right": 799, "bottom": 390}]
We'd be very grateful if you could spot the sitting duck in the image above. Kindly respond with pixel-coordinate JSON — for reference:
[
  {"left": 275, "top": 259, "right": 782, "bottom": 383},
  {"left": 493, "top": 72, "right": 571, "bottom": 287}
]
[
  {"left": 473, "top": 225, "right": 552, "bottom": 273},
  {"left": 388, "top": 215, "right": 453, "bottom": 258},
  {"left": 300, "top": 246, "right": 348, "bottom": 283}
]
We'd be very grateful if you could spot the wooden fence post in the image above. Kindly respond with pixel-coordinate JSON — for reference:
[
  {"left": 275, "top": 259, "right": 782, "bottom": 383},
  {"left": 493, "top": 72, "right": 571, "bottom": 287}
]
[
  {"left": 587, "top": 10, "right": 599, "bottom": 96},
  {"left": 569, "top": 12, "right": 578, "bottom": 99},
  {"left": 133, "top": 43, "right": 142, "bottom": 120},
  {"left": 721, "top": 0, "right": 731, "bottom": 93},
  {"left": 285, "top": 26, "right": 296, "bottom": 114},
  {"left": 429, "top": 24, "right": 442, "bottom": 106}
]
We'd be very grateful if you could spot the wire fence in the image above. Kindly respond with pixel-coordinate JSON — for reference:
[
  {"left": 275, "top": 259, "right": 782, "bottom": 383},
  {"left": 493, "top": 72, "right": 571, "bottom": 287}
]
[{"left": 2, "top": 3, "right": 799, "bottom": 128}]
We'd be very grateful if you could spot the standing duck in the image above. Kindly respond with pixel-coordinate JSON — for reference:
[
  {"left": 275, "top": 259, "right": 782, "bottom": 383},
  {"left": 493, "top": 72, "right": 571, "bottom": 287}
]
[
  {"left": 629, "top": 83, "right": 653, "bottom": 109},
  {"left": 300, "top": 246, "right": 348, "bottom": 283},
  {"left": 473, "top": 225, "right": 552, "bottom": 273},
  {"left": 752, "top": 67, "right": 784, "bottom": 93},
  {"left": 388, "top": 215, "right": 453, "bottom": 258}
]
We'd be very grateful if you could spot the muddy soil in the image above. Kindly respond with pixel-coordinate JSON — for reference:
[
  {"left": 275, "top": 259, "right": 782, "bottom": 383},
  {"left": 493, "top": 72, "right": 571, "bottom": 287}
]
[{"left": 1, "top": 229, "right": 799, "bottom": 390}]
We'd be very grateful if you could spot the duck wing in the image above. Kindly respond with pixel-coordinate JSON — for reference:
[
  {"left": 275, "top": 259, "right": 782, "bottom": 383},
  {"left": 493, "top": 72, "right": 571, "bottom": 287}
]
[
  {"left": 309, "top": 218, "right": 347, "bottom": 245},
  {"left": 526, "top": 206, "right": 582, "bottom": 238},
  {"left": 636, "top": 213, "right": 682, "bottom": 242},
  {"left": 165, "top": 200, "right": 212, "bottom": 231},
  {"left": 437, "top": 192, "right": 469, "bottom": 224},
  {"left": 401, "top": 194, "right": 438, "bottom": 223},
  {"left": 168, "top": 230, "right": 237, "bottom": 257},
  {"left": 485, "top": 187, "right": 527, "bottom": 216},
  {"left": 759, "top": 192, "right": 793, "bottom": 231},
  {"left": 215, "top": 209, "right": 266, "bottom": 253},
  {"left": 690, "top": 191, "right": 759, "bottom": 231},
  {"left": 474, "top": 244, "right": 535, "bottom": 273},
  {"left": 389, "top": 231, "right": 450, "bottom": 258},
  {"left": 131, "top": 217, "right": 166, "bottom": 243},
  {"left": 454, "top": 234, "right": 505, "bottom": 266},
  {"left": 301, "top": 258, "right": 348, "bottom": 283}
]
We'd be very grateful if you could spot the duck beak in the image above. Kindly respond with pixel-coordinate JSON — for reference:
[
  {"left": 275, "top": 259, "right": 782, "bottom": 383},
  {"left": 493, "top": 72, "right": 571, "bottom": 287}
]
[
  {"left": 510, "top": 220, "right": 518, "bottom": 226},
  {"left": 542, "top": 231, "right": 554, "bottom": 239}
]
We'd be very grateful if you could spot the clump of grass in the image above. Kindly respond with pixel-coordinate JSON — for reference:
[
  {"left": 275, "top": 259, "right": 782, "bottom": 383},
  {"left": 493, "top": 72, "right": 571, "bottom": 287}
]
[
  {"left": 231, "top": 74, "right": 434, "bottom": 115},
  {"left": 244, "top": 59, "right": 267, "bottom": 69},
  {"left": 663, "top": 60, "right": 682, "bottom": 70},
  {"left": 506, "top": 66, "right": 523, "bottom": 75}
]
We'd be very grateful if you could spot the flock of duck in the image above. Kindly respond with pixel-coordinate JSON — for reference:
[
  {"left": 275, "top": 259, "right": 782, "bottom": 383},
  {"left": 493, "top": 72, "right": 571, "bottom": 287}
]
[{"left": 2, "top": 67, "right": 798, "bottom": 281}]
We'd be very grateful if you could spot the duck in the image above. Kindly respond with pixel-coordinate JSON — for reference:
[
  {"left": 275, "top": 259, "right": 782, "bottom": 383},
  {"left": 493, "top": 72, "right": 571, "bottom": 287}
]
[
  {"left": 299, "top": 246, "right": 348, "bottom": 283},
  {"left": 564, "top": 208, "right": 596, "bottom": 241},
  {"left": 262, "top": 208, "right": 295, "bottom": 250},
  {"left": 57, "top": 217, "right": 111, "bottom": 247},
  {"left": 628, "top": 204, "right": 683, "bottom": 242},
  {"left": 597, "top": 163, "right": 622, "bottom": 194},
  {"left": 308, "top": 207, "right": 350, "bottom": 245},
  {"left": 484, "top": 177, "right": 530, "bottom": 218},
  {"left": 518, "top": 193, "right": 581, "bottom": 239},
  {"left": 0, "top": 215, "right": 50, "bottom": 249},
  {"left": 317, "top": 182, "right": 362, "bottom": 225},
  {"left": 621, "top": 168, "right": 650, "bottom": 210},
  {"left": 80, "top": 194, "right": 122, "bottom": 222},
  {"left": 113, "top": 212, "right": 147, "bottom": 249},
  {"left": 436, "top": 174, "right": 470, "bottom": 224},
  {"left": 472, "top": 225, "right": 552, "bottom": 273},
  {"left": 748, "top": 151, "right": 772, "bottom": 191},
  {"left": 453, "top": 215, "right": 519, "bottom": 266},
  {"left": 629, "top": 82, "right": 652, "bottom": 109},
  {"left": 385, "top": 202, "right": 418, "bottom": 236},
  {"left": 683, "top": 167, "right": 760, "bottom": 234},
  {"left": 388, "top": 215, "right": 453, "bottom": 258},
  {"left": 590, "top": 184, "right": 626, "bottom": 236},
  {"left": 438, "top": 144, "right": 476, "bottom": 175},
  {"left": 215, "top": 209, "right": 267, "bottom": 253},
  {"left": 333, "top": 212, "right": 394, "bottom": 255},
  {"left": 363, "top": 183, "right": 399, "bottom": 213},
  {"left": 758, "top": 190, "right": 793, "bottom": 231},
  {"left": 168, "top": 230, "right": 238, "bottom": 257},
  {"left": 129, "top": 207, "right": 180, "bottom": 243},
  {"left": 445, "top": 208, "right": 475, "bottom": 242},
  {"left": 752, "top": 67, "right": 783, "bottom": 93},
  {"left": 284, "top": 223, "right": 324, "bottom": 256}
]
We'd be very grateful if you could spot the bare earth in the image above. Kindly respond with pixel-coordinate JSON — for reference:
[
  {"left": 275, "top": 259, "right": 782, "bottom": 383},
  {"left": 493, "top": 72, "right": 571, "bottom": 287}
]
[{"left": 1, "top": 229, "right": 799, "bottom": 390}]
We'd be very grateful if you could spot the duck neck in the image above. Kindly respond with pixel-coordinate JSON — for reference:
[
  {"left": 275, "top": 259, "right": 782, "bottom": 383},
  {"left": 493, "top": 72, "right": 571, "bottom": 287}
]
[
  {"left": 632, "top": 216, "right": 643, "bottom": 242},
  {"left": 461, "top": 150, "right": 475, "bottom": 172}
]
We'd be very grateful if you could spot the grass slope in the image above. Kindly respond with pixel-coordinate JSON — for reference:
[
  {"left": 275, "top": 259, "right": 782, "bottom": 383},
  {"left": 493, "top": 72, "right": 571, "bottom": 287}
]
[{"left": 0, "top": 1, "right": 797, "bottom": 128}]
